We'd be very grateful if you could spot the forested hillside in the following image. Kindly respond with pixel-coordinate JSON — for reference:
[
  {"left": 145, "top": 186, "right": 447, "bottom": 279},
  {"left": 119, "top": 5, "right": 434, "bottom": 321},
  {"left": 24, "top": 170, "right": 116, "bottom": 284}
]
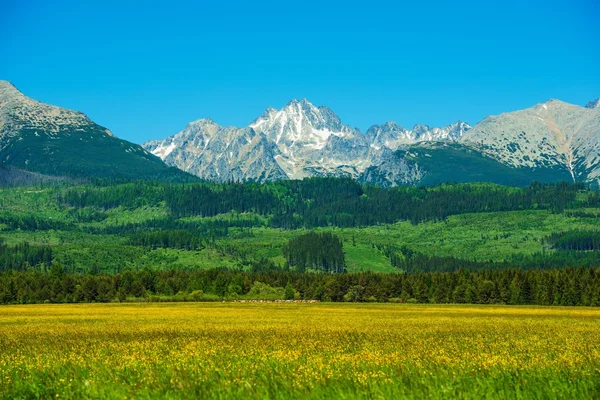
[
  {"left": 0, "top": 178, "right": 599, "bottom": 304},
  {"left": 60, "top": 178, "right": 585, "bottom": 227}
]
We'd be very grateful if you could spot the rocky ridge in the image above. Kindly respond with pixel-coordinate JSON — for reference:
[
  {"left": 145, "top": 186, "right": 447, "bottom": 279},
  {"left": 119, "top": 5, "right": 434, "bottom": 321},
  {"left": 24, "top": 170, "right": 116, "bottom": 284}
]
[{"left": 144, "top": 98, "right": 471, "bottom": 183}]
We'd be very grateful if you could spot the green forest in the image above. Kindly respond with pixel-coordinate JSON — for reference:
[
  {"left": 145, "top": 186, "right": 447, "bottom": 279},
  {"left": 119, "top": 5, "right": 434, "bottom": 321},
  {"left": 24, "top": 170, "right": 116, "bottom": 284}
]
[{"left": 0, "top": 178, "right": 599, "bottom": 304}]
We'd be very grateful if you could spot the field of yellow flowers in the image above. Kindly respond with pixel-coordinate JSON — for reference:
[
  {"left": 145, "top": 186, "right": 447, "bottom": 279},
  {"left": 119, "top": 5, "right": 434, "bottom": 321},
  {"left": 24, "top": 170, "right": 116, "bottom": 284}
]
[{"left": 0, "top": 303, "right": 599, "bottom": 399}]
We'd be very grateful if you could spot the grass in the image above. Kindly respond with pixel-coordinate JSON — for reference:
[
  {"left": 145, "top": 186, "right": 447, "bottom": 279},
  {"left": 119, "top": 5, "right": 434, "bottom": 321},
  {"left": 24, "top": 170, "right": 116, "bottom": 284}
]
[{"left": 0, "top": 303, "right": 598, "bottom": 399}]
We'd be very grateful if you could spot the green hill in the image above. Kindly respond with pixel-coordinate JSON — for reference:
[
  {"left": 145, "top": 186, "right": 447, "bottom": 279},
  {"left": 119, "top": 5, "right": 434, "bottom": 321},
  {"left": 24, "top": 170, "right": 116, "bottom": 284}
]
[{"left": 0, "top": 127, "right": 196, "bottom": 182}]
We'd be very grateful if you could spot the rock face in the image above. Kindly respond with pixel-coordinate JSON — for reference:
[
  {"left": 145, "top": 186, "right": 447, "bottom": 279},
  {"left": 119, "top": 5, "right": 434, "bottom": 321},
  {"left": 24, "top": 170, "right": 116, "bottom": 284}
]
[
  {"left": 0, "top": 80, "right": 193, "bottom": 182},
  {"left": 145, "top": 98, "right": 471, "bottom": 183},
  {"left": 366, "top": 120, "right": 470, "bottom": 150},
  {"left": 143, "top": 118, "right": 287, "bottom": 183},
  {"left": 249, "top": 99, "right": 369, "bottom": 179},
  {"left": 359, "top": 152, "right": 425, "bottom": 188},
  {"left": 459, "top": 99, "right": 600, "bottom": 185}
]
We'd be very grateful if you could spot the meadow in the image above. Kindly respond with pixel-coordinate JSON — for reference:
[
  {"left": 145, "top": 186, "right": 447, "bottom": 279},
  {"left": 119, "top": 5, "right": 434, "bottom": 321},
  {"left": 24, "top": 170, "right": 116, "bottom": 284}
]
[{"left": 1, "top": 303, "right": 599, "bottom": 399}]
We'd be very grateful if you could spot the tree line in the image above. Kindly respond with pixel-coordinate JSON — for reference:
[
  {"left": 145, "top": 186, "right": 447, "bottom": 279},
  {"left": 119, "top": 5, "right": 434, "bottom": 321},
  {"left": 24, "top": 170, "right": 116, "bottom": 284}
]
[
  {"left": 381, "top": 244, "right": 600, "bottom": 273},
  {"left": 57, "top": 179, "right": 586, "bottom": 229},
  {"left": 544, "top": 230, "right": 600, "bottom": 251},
  {"left": 1, "top": 266, "right": 599, "bottom": 306}
]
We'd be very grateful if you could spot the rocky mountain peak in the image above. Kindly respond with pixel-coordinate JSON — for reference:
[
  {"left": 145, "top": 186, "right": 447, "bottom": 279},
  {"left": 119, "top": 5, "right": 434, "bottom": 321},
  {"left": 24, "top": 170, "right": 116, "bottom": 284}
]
[
  {"left": 0, "top": 80, "right": 22, "bottom": 99},
  {"left": 0, "top": 81, "right": 191, "bottom": 181},
  {"left": 249, "top": 98, "right": 353, "bottom": 150},
  {"left": 0, "top": 79, "right": 111, "bottom": 139},
  {"left": 365, "top": 121, "right": 407, "bottom": 136},
  {"left": 187, "top": 117, "right": 218, "bottom": 127},
  {"left": 0, "top": 81, "right": 34, "bottom": 109},
  {"left": 412, "top": 124, "right": 431, "bottom": 134}
]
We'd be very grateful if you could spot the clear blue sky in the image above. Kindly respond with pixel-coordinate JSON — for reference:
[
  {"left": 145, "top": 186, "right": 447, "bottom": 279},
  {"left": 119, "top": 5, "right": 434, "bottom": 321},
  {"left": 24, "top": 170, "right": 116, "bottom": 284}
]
[{"left": 1, "top": 0, "right": 599, "bottom": 143}]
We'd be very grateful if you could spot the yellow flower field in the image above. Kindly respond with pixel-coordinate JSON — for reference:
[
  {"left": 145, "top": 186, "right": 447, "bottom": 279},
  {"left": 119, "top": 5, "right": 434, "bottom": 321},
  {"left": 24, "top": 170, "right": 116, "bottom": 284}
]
[{"left": 0, "top": 303, "right": 599, "bottom": 399}]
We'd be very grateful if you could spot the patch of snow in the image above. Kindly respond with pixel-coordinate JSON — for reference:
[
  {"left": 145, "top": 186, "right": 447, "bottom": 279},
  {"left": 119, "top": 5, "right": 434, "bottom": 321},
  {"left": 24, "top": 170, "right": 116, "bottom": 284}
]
[{"left": 151, "top": 142, "right": 177, "bottom": 158}]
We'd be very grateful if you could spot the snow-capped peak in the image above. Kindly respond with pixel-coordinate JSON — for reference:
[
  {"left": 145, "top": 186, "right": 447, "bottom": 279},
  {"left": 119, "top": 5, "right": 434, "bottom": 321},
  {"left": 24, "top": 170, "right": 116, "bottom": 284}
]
[{"left": 249, "top": 98, "right": 354, "bottom": 151}]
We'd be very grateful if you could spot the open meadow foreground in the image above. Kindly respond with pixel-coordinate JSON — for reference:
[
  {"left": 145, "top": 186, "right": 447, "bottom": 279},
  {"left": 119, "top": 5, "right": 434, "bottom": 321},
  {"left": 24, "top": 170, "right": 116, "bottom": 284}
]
[{"left": 1, "top": 303, "right": 599, "bottom": 399}]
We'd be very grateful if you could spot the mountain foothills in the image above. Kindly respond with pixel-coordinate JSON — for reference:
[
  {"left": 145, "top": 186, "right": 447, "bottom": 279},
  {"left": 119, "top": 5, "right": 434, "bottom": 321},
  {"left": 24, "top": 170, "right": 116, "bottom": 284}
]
[
  {"left": 0, "top": 81, "right": 194, "bottom": 183},
  {"left": 0, "top": 79, "right": 599, "bottom": 188},
  {"left": 145, "top": 96, "right": 600, "bottom": 187}
]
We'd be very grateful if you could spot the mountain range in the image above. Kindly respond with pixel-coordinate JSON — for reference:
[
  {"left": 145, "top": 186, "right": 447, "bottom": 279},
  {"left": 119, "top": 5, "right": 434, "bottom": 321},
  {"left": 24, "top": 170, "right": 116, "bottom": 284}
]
[
  {"left": 1, "top": 79, "right": 598, "bottom": 188},
  {"left": 144, "top": 96, "right": 600, "bottom": 187},
  {"left": 143, "top": 99, "right": 473, "bottom": 183}
]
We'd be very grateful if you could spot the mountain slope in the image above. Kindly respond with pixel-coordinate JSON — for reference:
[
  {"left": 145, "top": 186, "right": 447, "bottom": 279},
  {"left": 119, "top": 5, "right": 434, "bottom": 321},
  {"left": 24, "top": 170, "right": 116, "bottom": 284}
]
[
  {"left": 359, "top": 142, "right": 573, "bottom": 187},
  {"left": 0, "top": 81, "right": 194, "bottom": 182},
  {"left": 459, "top": 99, "right": 600, "bottom": 185}
]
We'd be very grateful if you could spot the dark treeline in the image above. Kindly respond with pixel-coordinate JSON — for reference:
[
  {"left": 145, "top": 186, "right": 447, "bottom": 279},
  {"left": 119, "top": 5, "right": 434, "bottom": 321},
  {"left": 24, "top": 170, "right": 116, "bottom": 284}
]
[
  {"left": 585, "top": 191, "right": 600, "bottom": 207},
  {"left": 128, "top": 230, "right": 205, "bottom": 251},
  {"left": 283, "top": 232, "right": 345, "bottom": 273},
  {"left": 59, "top": 182, "right": 166, "bottom": 210},
  {"left": 167, "top": 179, "right": 583, "bottom": 227},
  {"left": 545, "top": 230, "right": 600, "bottom": 251},
  {"left": 58, "top": 179, "right": 585, "bottom": 228},
  {"left": 382, "top": 244, "right": 600, "bottom": 273},
  {"left": 0, "top": 214, "right": 74, "bottom": 231},
  {"left": 81, "top": 217, "right": 241, "bottom": 237},
  {"left": 1, "top": 267, "right": 599, "bottom": 306},
  {"left": 0, "top": 240, "right": 53, "bottom": 272}
]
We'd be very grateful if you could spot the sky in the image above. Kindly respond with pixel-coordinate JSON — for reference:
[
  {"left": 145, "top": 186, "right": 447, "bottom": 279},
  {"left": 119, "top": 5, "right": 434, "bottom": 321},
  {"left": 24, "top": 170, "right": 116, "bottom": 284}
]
[{"left": 1, "top": 0, "right": 599, "bottom": 144}]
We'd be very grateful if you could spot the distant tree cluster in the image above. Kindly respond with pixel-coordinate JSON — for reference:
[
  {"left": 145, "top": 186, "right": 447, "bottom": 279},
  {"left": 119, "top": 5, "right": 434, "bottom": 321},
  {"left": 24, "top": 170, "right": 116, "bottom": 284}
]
[
  {"left": 0, "top": 214, "right": 74, "bottom": 231},
  {"left": 381, "top": 244, "right": 600, "bottom": 273},
  {"left": 545, "top": 230, "right": 600, "bottom": 251},
  {"left": 283, "top": 232, "right": 345, "bottom": 273},
  {"left": 0, "top": 241, "right": 52, "bottom": 272},
  {"left": 584, "top": 190, "right": 600, "bottom": 207},
  {"left": 1, "top": 267, "right": 599, "bottom": 306},
  {"left": 59, "top": 182, "right": 166, "bottom": 210},
  {"left": 128, "top": 230, "right": 205, "bottom": 251}
]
